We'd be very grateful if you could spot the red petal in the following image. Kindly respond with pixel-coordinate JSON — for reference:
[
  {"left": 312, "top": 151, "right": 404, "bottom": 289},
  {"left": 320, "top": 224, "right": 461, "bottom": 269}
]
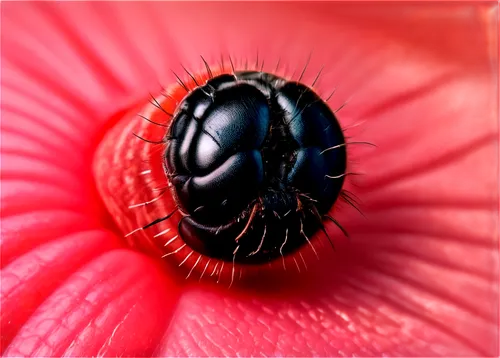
[
  {"left": 1, "top": 1, "right": 497, "bottom": 357},
  {"left": 4, "top": 250, "right": 179, "bottom": 356}
]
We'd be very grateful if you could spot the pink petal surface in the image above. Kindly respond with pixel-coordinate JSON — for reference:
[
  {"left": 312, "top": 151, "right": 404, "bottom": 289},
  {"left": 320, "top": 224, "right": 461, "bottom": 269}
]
[
  {"left": 4, "top": 250, "right": 177, "bottom": 357},
  {"left": 1, "top": 1, "right": 498, "bottom": 357}
]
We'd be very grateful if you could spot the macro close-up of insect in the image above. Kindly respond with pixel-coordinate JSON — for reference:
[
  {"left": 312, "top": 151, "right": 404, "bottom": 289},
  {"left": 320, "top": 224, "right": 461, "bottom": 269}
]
[
  {"left": 124, "top": 65, "right": 358, "bottom": 268},
  {"left": 95, "top": 56, "right": 377, "bottom": 288},
  {"left": 1, "top": 1, "right": 498, "bottom": 357}
]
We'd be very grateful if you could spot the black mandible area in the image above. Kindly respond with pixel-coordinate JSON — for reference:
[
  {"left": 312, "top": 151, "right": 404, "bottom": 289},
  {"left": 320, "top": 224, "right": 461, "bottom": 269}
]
[{"left": 164, "top": 71, "right": 346, "bottom": 264}]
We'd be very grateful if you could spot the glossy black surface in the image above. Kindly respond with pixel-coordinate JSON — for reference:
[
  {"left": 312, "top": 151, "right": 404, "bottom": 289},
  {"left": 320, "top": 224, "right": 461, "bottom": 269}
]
[{"left": 164, "top": 71, "right": 346, "bottom": 264}]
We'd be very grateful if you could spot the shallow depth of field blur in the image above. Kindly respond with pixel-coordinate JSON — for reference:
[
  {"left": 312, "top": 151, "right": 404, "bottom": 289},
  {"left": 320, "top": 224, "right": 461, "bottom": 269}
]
[{"left": 1, "top": 2, "right": 498, "bottom": 357}]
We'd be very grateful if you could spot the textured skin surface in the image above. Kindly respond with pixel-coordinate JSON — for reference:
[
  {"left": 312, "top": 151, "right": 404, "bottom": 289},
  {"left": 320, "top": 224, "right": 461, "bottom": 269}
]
[
  {"left": 165, "top": 71, "right": 346, "bottom": 263},
  {"left": 4, "top": 251, "right": 175, "bottom": 357},
  {"left": 1, "top": 2, "right": 498, "bottom": 357}
]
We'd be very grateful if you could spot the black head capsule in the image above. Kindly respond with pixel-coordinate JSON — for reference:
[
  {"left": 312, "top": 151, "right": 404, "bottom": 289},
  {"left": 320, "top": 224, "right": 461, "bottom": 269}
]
[{"left": 164, "top": 71, "right": 347, "bottom": 264}]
